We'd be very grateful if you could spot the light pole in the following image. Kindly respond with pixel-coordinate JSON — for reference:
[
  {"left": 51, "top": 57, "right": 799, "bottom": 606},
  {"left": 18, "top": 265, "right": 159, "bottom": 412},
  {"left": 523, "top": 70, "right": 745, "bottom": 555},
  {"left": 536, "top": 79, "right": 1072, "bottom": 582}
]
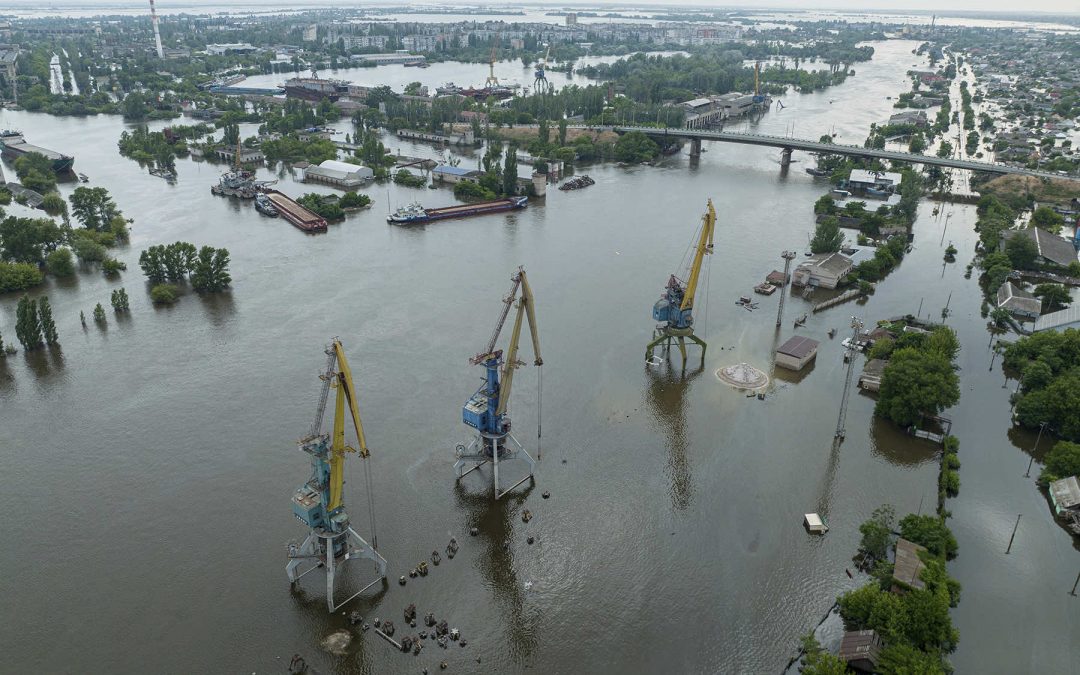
[{"left": 1025, "top": 421, "right": 1047, "bottom": 477}]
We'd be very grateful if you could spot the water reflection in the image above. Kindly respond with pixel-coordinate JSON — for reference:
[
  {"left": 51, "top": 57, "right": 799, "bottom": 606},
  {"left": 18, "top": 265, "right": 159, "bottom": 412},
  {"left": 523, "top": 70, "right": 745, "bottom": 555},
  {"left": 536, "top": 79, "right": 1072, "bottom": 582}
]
[
  {"left": 868, "top": 413, "right": 939, "bottom": 467},
  {"left": 452, "top": 483, "right": 538, "bottom": 663},
  {"left": 199, "top": 291, "right": 237, "bottom": 328},
  {"left": 643, "top": 362, "right": 703, "bottom": 511}
]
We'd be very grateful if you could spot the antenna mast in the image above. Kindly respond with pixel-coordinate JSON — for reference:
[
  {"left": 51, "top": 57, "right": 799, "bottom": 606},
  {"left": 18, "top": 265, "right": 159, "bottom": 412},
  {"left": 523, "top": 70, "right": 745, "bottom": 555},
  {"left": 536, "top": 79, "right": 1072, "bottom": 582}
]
[{"left": 148, "top": 1, "right": 164, "bottom": 59}]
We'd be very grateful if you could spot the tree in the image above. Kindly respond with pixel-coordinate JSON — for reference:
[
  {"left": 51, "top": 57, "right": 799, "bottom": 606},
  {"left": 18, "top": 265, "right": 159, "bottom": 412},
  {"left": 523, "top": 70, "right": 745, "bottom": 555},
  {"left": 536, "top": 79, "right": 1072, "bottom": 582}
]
[
  {"left": 899, "top": 514, "right": 958, "bottom": 559},
  {"left": 1033, "top": 283, "right": 1072, "bottom": 312},
  {"left": 111, "top": 288, "right": 130, "bottom": 312},
  {"left": 859, "top": 504, "right": 895, "bottom": 560},
  {"left": 70, "top": 187, "right": 121, "bottom": 232},
  {"left": 15, "top": 294, "right": 43, "bottom": 350},
  {"left": 41, "top": 192, "right": 67, "bottom": 218},
  {"left": 502, "top": 145, "right": 518, "bottom": 196},
  {"left": 150, "top": 283, "right": 178, "bottom": 304},
  {"left": 13, "top": 152, "right": 57, "bottom": 194},
  {"left": 614, "top": 131, "right": 658, "bottom": 163},
  {"left": 38, "top": 296, "right": 58, "bottom": 344},
  {"left": 123, "top": 91, "right": 149, "bottom": 119},
  {"left": 1030, "top": 206, "right": 1064, "bottom": 233},
  {"left": 163, "top": 241, "right": 197, "bottom": 281},
  {"left": 339, "top": 192, "right": 371, "bottom": 209},
  {"left": 877, "top": 643, "right": 945, "bottom": 675},
  {"left": 139, "top": 245, "right": 168, "bottom": 283},
  {"left": 190, "top": 246, "right": 232, "bottom": 293},
  {"left": 936, "top": 141, "right": 953, "bottom": 158},
  {"left": 908, "top": 133, "right": 926, "bottom": 153},
  {"left": 1039, "top": 441, "right": 1080, "bottom": 485},
  {"left": 403, "top": 81, "right": 423, "bottom": 96},
  {"left": 93, "top": 303, "right": 106, "bottom": 322},
  {"left": 71, "top": 237, "right": 107, "bottom": 263},
  {"left": 46, "top": 248, "right": 75, "bottom": 277},
  {"left": 876, "top": 347, "right": 960, "bottom": 427},
  {"left": 810, "top": 216, "right": 844, "bottom": 254},
  {"left": 0, "top": 216, "right": 64, "bottom": 264},
  {"left": 0, "top": 261, "right": 43, "bottom": 292},
  {"left": 558, "top": 117, "right": 568, "bottom": 146},
  {"left": 1005, "top": 234, "right": 1038, "bottom": 270},
  {"left": 538, "top": 117, "right": 550, "bottom": 144},
  {"left": 924, "top": 326, "right": 960, "bottom": 362}
]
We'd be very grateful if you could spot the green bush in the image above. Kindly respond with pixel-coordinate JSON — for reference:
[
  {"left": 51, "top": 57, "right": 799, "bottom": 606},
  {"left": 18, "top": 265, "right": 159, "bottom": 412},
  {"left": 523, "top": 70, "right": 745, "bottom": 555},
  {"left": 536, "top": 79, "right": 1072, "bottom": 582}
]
[
  {"left": 102, "top": 258, "right": 127, "bottom": 277},
  {"left": 150, "top": 283, "right": 179, "bottom": 304},
  {"left": 1039, "top": 441, "right": 1080, "bottom": 485},
  {"left": 46, "top": 248, "right": 75, "bottom": 277},
  {"left": 899, "top": 514, "right": 958, "bottom": 559},
  {"left": 453, "top": 179, "right": 496, "bottom": 202},
  {"left": 0, "top": 261, "right": 44, "bottom": 292},
  {"left": 339, "top": 192, "right": 372, "bottom": 209}
]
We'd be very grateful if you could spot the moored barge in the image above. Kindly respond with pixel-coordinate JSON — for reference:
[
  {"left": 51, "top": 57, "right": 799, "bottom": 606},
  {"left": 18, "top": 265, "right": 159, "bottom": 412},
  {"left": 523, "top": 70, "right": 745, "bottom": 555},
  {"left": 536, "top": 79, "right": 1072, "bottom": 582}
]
[{"left": 387, "top": 196, "right": 528, "bottom": 224}]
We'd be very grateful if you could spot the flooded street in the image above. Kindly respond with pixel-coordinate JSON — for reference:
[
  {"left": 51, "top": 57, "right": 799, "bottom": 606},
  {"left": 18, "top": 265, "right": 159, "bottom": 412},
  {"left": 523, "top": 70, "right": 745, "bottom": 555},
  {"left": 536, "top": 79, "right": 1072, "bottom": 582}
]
[{"left": 1, "top": 39, "right": 1077, "bottom": 673}]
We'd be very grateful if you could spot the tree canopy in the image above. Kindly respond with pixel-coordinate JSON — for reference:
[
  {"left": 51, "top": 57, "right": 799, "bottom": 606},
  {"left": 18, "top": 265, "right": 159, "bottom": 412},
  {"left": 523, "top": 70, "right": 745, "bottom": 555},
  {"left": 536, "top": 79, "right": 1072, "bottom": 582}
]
[
  {"left": 810, "top": 216, "right": 844, "bottom": 254},
  {"left": 876, "top": 345, "right": 960, "bottom": 427}
]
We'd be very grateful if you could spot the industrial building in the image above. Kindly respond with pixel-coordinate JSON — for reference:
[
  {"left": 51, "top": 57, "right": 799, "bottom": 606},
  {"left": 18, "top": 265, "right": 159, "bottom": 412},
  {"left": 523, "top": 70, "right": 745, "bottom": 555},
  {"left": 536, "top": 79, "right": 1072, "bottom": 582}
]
[
  {"left": 775, "top": 336, "right": 819, "bottom": 371},
  {"left": 433, "top": 165, "right": 481, "bottom": 184},
  {"left": 205, "top": 43, "right": 259, "bottom": 55},
  {"left": 1033, "top": 304, "right": 1080, "bottom": 333},
  {"left": 302, "top": 160, "right": 374, "bottom": 189},
  {"left": 995, "top": 281, "right": 1041, "bottom": 319},
  {"left": 791, "top": 252, "right": 853, "bottom": 289}
]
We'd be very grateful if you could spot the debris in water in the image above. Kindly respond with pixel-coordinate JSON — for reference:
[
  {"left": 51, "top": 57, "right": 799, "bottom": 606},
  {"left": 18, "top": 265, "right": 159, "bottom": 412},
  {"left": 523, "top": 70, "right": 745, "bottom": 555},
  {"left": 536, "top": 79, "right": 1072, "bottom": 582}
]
[
  {"left": 399, "top": 576, "right": 407, "bottom": 586},
  {"left": 524, "top": 581, "right": 533, "bottom": 590},
  {"left": 425, "top": 612, "right": 436, "bottom": 627},
  {"left": 440, "top": 661, "right": 448, "bottom": 670},
  {"left": 320, "top": 630, "right": 352, "bottom": 655},
  {"left": 348, "top": 610, "right": 363, "bottom": 625},
  {"left": 470, "top": 527, "right": 479, "bottom": 536},
  {"left": 460, "top": 639, "right": 468, "bottom": 647},
  {"left": 526, "top": 536, "right": 535, "bottom": 545},
  {"left": 432, "top": 550, "right": 442, "bottom": 565},
  {"left": 405, "top": 604, "right": 417, "bottom": 622},
  {"left": 542, "top": 491, "right": 550, "bottom": 499},
  {"left": 374, "top": 618, "right": 381, "bottom": 627},
  {"left": 450, "top": 628, "right": 460, "bottom": 641},
  {"left": 521, "top": 509, "right": 533, "bottom": 523},
  {"left": 401, "top": 635, "right": 414, "bottom": 653},
  {"left": 383, "top": 620, "right": 395, "bottom": 636},
  {"left": 436, "top": 619, "right": 449, "bottom": 637}
]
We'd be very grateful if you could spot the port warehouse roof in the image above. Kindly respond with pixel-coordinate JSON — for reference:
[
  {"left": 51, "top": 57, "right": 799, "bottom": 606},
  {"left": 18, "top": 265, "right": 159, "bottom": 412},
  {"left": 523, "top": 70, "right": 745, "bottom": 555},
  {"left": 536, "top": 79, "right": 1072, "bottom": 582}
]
[
  {"left": 776, "top": 336, "right": 819, "bottom": 359},
  {"left": 304, "top": 160, "right": 373, "bottom": 181},
  {"left": 1033, "top": 304, "right": 1080, "bottom": 333}
]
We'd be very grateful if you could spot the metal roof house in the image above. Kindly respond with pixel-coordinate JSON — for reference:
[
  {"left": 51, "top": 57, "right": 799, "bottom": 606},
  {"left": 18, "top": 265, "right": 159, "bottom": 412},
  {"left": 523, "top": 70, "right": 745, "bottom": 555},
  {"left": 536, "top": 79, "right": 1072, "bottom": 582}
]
[
  {"left": 1033, "top": 307, "right": 1080, "bottom": 333},
  {"left": 792, "top": 252, "right": 853, "bottom": 290},
  {"left": 1048, "top": 476, "right": 1080, "bottom": 515},
  {"left": 996, "top": 281, "right": 1042, "bottom": 319},
  {"left": 848, "top": 169, "right": 903, "bottom": 192},
  {"left": 838, "top": 630, "right": 882, "bottom": 673},
  {"left": 775, "top": 336, "right": 819, "bottom": 371},
  {"left": 302, "top": 160, "right": 374, "bottom": 189},
  {"left": 859, "top": 358, "right": 888, "bottom": 391},
  {"left": 1002, "top": 227, "right": 1078, "bottom": 267}
]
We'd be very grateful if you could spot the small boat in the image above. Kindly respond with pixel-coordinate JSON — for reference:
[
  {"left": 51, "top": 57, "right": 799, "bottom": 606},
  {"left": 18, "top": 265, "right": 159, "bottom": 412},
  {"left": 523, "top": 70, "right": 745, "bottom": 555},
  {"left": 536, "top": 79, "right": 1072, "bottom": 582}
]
[
  {"left": 805, "top": 167, "right": 829, "bottom": 177},
  {"left": 77, "top": 172, "right": 89, "bottom": 183},
  {"left": 254, "top": 193, "right": 279, "bottom": 217}
]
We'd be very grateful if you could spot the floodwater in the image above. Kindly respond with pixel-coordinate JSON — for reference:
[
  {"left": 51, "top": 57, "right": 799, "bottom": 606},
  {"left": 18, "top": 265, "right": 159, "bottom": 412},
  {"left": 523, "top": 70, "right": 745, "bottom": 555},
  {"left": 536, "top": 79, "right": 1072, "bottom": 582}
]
[{"left": 2, "top": 39, "right": 1078, "bottom": 673}]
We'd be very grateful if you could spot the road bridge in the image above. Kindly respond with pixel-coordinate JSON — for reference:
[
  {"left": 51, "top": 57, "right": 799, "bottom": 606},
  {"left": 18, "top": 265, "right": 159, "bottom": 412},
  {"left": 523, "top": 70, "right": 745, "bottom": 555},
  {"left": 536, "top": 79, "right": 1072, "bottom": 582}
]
[{"left": 600, "top": 125, "right": 1079, "bottom": 182}]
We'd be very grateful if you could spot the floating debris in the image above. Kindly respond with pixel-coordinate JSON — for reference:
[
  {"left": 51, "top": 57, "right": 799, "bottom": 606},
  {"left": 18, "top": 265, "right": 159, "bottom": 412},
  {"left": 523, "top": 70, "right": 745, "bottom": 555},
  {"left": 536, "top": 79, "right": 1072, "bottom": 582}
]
[
  {"left": 436, "top": 620, "right": 449, "bottom": 637},
  {"left": 542, "top": 491, "right": 550, "bottom": 499},
  {"left": 446, "top": 538, "right": 459, "bottom": 559},
  {"left": 470, "top": 527, "right": 479, "bottom": 536},
  {"left": 401, "top": 635, "right": 414, "bottom": 653},
  {"left": 418, "top": 561, "right": 429, "bottom": 576},
  {"left": 460, "top": 639, "right": 468, "bottom": 647},
  {"left": 440, "top": 661, "right": 448, "bottom": 670},
  {"left": 450, "top": 628, "right": 460, "bottom": 641},
  {"left": 521, "top": 509, "right": 533, "bottom": 523},
  {"left": 320, "top": 630, "right": 352, "bottom": 655},
  {"left": 383, "top": 620, "right": 395, "bottom": 636},
  {"left": 405, "top": 604, "right": 417, "bottom": 622},
  {"left": 526, "top": 536, "right": 535, "bottom": 545},
  {"left": 348, "top": 610, "right": 363, "bottom": 625},
  {"left": 399, "top": 576, "right": 407, "bottom": 586},
  {"left": 409, "top": 568, "right": 418, "bottom": 578},
  {"left": 425, "top": 612, "right": 437, "bottom": 627},
  {"left": 288, "top": 654, "right": 307, "bottom": 674},
  {"left": 373, "top": 618, "right": 381, "bottom": 628},
  {"left": 419, "top": 631, "right": 428, "bottom": 639},
  {"left": 432, "top": 550, "right": 442, "bottom": 565}
]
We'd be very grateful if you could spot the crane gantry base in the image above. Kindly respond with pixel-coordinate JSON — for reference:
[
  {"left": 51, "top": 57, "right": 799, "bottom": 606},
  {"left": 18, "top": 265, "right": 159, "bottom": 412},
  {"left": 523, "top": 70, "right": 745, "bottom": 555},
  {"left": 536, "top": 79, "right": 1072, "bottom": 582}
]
[
  {"left": 286, "top": 526, "right": 387, "bottom": 612},
  {"left": 454, "top": 431, "right": 535, "bottom": 500},
  {"left": 647, "top": 326, "right": 707, "bottom": 367}
]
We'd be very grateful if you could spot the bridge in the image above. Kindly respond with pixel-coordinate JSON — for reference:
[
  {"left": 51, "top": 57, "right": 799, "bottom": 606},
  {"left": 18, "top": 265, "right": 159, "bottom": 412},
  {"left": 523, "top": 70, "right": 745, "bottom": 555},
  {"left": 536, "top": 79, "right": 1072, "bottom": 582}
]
[{"left": 603, "top": 125, "right": 1079, "bottom": 182}]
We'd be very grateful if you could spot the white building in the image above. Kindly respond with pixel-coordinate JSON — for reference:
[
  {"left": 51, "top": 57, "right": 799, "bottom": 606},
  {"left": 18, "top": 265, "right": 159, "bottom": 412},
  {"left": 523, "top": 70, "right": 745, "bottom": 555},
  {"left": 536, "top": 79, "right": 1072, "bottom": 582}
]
[
  {"left": 303, "top": 160, "right": 374, "bottom": 189},
  {"left": 205, "top": 43, "right": 258, "bottom": 55},
  {"left": 792, "top": 252, "right": 854, "bottom": 289},
  {"left": 337, "top": 35, "right": 389, "bottom": 50}
]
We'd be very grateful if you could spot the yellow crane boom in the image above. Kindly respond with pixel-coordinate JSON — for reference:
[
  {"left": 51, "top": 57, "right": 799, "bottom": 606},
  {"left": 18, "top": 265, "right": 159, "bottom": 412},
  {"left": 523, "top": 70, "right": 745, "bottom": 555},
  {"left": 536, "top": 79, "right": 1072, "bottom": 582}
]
[
  {"left": 679, "top": 198, "right": 716, "bottom": 311},
  {"left": 496, "top": 269, "right": 542, "bottom": 417},
  {"left": 327, "top": 339, "right": 369, "bottom": 512}
]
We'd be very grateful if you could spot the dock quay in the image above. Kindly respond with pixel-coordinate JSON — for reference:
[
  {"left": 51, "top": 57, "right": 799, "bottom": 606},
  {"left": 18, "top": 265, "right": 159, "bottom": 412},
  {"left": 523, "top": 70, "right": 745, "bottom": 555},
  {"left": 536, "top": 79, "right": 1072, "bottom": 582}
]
[
  {"left": 262, "top": 189, "right": 327, "bottom": 233},
  {"left": 811, "top": 287, "right": 868, "bottom": 313},
  {"left": 396, "top": 128, "right": 476, "bottom": 146}
]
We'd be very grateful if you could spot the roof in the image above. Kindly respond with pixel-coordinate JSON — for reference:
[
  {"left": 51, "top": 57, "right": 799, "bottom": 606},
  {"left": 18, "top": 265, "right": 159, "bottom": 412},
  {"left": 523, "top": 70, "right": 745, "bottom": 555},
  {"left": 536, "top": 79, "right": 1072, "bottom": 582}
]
[
  {"left": 862, "top": 358, "right": 887, "bottom": 377},
  {"left": 1005, "top": 227, "right": 1077, "bottom": 267},
  {"left": 1033, "top": 304, "right": 1080, "bottom": 332},
  {"left": 433, "top": 165, "right": 474, "bottom": 176},
  {"left": 1049, "top": 476, "right": 1080, "bottom": 510},
  {"left": 893, "top": 538, "right": 927, "bottom": 591},
  {"left": 680, "top": 97, "right": 712, "bottom": 109},
  {"left": 996, "top": 281, "right": 1042, "bottom": 315},
  {"left": 799, "top": 252, "right": 854, "bottom": 276},
  {"left": 318, "top": 159, "right": 371, "bottom": 175},
  {"left": 838, "top": 630, "right": 882, "bottom": 665},
  {"left": 777, "top": 335, "right": 819, "bottom": 359},
  {"left": 849, "top": 169, "right": 903, "bottom": 186}
]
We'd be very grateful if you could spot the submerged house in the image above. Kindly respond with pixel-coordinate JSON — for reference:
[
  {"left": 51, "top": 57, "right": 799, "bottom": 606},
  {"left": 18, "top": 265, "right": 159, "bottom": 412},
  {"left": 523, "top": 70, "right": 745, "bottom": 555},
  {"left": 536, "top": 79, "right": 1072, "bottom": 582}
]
[
  {"left": 996, "top": 281, "right": 1042, "bottom": 319},
  {"left": 792, "top": 252, "right": 853, "bottom": 290},
  {"left": 1049, "top": 476, "right": 1080, "bottom": 515},
  {"left": 838, "top": 630, "right": 883, "bottom": 673}
]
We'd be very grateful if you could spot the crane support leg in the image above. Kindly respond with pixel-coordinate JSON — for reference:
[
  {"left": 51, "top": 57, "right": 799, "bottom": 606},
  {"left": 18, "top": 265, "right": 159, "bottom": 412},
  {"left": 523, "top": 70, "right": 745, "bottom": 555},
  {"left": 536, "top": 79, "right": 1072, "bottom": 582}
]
[
  {"left": 647, "top": 329, "right": 706, "bottom": 365},
  {"left": 454, "top": 433, "right": 534, "bottom": 500},
  {"left": 286, "top": 529, "right": 386, "bottom": 612}
]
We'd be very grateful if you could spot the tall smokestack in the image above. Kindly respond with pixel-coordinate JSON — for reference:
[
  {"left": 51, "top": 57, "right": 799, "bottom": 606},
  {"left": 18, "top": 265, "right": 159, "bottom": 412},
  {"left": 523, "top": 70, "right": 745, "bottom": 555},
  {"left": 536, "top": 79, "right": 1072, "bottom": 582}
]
[{"left": 149, "top": 0, "right": 164, "bottom": 59}]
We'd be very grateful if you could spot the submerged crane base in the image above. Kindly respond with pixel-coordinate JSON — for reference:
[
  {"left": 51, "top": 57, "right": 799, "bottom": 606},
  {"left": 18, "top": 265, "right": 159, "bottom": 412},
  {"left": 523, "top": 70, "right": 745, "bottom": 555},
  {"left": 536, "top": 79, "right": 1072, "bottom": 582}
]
[
  {"left": 454, "top": 431, "right": 535, "bottom": 500},
  {"left": 286, "top": 526, "right": 387, "bottom": 612},
  {"left": 646, "top": 326, "right": 707, "bottom": 366}
]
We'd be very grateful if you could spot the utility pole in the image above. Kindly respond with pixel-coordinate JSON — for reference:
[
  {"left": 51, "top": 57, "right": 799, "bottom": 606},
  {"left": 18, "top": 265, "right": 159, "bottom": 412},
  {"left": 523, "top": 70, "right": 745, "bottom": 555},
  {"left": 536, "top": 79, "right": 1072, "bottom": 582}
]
[
  {"left": 776, "top": 250, "right": 796, "bottom": 328},
  {"left": 1025, "top": 421, "right": 1047, "bottom": 477},
  {"left": 834, "top": 316, "right": 864, "bottom": 441},
  {"left": 1005, "top": 514, "right": 1021, "bottom": 554}
]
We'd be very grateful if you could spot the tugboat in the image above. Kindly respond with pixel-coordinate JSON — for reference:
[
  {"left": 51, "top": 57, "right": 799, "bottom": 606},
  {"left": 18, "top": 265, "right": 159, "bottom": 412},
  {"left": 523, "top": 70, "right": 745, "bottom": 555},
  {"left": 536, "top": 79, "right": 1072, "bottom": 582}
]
[
  {"left": 254, "top": 193, "right": 279, "bottom": 217},
  {"left": 386, "top": 202, "right": 427, "bottom": 224},
  {"left": 211, "top": 169, "right": 257, "bottom": 198}
]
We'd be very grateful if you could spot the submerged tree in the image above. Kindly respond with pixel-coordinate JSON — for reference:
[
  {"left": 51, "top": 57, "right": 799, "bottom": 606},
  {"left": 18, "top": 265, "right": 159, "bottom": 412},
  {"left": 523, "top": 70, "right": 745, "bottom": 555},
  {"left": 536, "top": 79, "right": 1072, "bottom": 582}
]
[
  {"left": 111, "top": 288, "right": 130, "bottom": 312},
  {"left": 93, "top": 303, "right": 106, "bottom": 323},
  {"left": 810, "top": 216, "right": 845, "bottom": 254},
  {"left": 190, "top": 247, "right": 232, "bottom": 293},
  {"left": 15, "top": 294, "right": 43, "bottom": 350},
  {"left": 38, "top": 296, "right": 58, "bottom": 345}
]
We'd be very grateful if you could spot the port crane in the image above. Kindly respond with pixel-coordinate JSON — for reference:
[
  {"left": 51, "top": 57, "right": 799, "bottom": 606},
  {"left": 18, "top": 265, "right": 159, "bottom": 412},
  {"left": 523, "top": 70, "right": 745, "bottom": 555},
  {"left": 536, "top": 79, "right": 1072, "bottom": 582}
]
[
  {"left": 454, "top": 267, "right": 543, "bottom": 499},
  {"left": 485, "top": 34, "right": 501, "bottom": 88},
  {"left": 647, "top": 199, "right": 715, "bottom": 367},
  {"left": 533, "top": 43, "right": 553, "bottom": 96},
  {"left": 286, "top": 339, "right": 386, "bottom": 611}
]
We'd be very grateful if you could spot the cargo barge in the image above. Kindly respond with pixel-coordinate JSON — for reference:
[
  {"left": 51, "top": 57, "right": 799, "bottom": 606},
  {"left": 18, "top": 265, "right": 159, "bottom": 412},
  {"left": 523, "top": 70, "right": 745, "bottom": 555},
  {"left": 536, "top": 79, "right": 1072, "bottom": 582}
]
[
  {"left": 263, "top": 189, "right": 327, "bottom": 233},
  {"left": 282, "top": 74, "right": 349, "bottom": 102},
  {"left": 0, "top": 130, "right": 75, "bottom": 172},
  {"left": 387, "top": 196, "right": 528, "bottom": 224}
]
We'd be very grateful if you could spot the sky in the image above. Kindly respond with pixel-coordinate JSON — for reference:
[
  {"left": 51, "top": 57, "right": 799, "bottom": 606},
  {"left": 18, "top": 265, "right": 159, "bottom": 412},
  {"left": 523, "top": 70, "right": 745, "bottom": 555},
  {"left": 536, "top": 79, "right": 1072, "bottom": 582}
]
[{"left": 10, "top": 1, "right": 1079, "bottom": 17}]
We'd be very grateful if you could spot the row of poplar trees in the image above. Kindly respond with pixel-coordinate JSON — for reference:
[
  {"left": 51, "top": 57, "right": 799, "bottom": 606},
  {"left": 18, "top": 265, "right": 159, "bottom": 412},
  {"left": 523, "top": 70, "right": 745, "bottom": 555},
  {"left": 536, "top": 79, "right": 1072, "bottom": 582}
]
[{"left": 2, "top": 295, "right": 59, "bottom": 353}]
